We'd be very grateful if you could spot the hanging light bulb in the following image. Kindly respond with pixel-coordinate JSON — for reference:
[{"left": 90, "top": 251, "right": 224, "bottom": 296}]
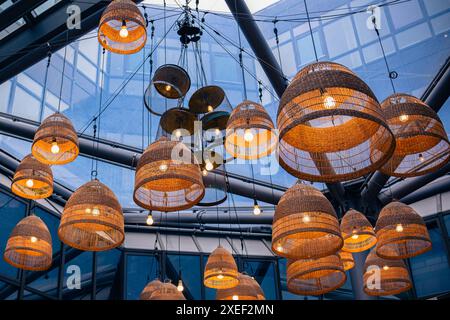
[
  {"left": 92, "top": 207, "right": 100, "bottom": 216},
  {"left": 205, "top": 161, "right": 214, "bottom": 171},
  {"left": 232, "top": 295, "right": 239, "bottom": 300},
  {"left": 165, "top": 84, "right": 172, "bottom": 92},
  {"left": 85, "top": 208, "right": 91, "bottom": 214},
  {"left": 215, "top": 128, "right": 221, "bottom": 136},
  {"left": 253, "top": 200, "right": 261, "bottom": 216},
  {"left": 175, "top": 130, "right": 181, "bottom": 138},
  {"left": 177, "top": 280, "right": 184, "bottom": 292},
  {"left": 396, "top": 224, "right": 404, "bottom": 232},
  {"left": 119, "top": 20, "right": 129, "bottom": 38},
  {"left": 146, "top": 213, "right": 154, "bottom": 226},
  {"left": 202, "top": 169, "right": 208, "bottom": 177},
  {"left": 399, "top": 114, "right": 409, "bottom": 122},
  {"left": 418, "top": 153, "right": 425, "bottom": 163},
  {"left": 323, "top": 95, "right": 336, "bottom": 109},
  {"left": 30, "top": 236, "right": 38, "bottom": 243},
  {"left": 244, "top": 129, "right": 254, "bottom": 142},
  {"left": 50, "top": 141, "right": 60, "bottom": 154},
  {"left": 207, "top": 105, "right": 213, "bottom": 112},
  {"left": 351, "top": 233, "right": 359, "bottom": 240},
  {"left": 383, "top": 265, "right": 390, "bottom": 271},
  {"left": 276, "top": 243, "right": 283, "bottom": 252},
  {"left": 302, "top": 214, "right": 311, "bottom": 223},
  {"left": 26, "top": 179, "right": 34, "bottom": 188},
  {"left": 217, "top": 273, "right": 224, "bottom": 280},
  {"left": 159, "top": 163, "right": 168, "bottom": 172}
]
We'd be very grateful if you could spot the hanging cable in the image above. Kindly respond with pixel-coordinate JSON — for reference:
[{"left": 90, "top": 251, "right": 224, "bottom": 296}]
[
  {"left": 94, "top": 48, "right": 106, "bottom": 177},
  {"left": 304, "top": 0, "right": 319, "bottom": 62},
  {"left": 273, "top": 18, "right": 284, "bottom": 75},
  {"left": 57, "top": 33, "right": 69, "bottom": 113},
  {"left": 39, "top": 49, "right": 52, "bottom": 122}
]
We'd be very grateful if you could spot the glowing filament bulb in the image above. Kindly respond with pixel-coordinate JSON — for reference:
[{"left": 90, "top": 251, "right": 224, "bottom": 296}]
[
  {"left": 351, "top": 234, "right": 359, "bottom": 240},
  {"left": 215, "top": 128, "right": 221, "bottom": 136},
  {"left": 399, "top": 114, "right": 409, "bottom": 123},
  {"left": 232, "top": 295, "right": 239, "bottom": 300},
  {"left": 165, "top": 84, "right": 172, "bottom": 92},
  {"left": 396, "top": 224, "right": 403, "bottom": 232},
  {"left": 51, "top": 141, "right": 60, "bottom": 154},
  {"left": 244, "top": 129, "right": 254, "bottom": 142},
  {"left": 92, "top": 207, "right": 100, "bottom": 216},
  {"left": 30, "top": 236, "right": 38, "bottom": 243},
  {"left": 85, "top": 208, "right": 91, "bottom": 214},
  {"left": 159, "top": 163, "right": 168, "bottom": 172},
  {"left": 217, "top": 274, "right": 224, "bottom": 280},
  {"left": 119, "top": 21, "right": 128, "bottom": 38},
  {"left": 26, "top": 179, "right": 34, "bottom": 188},
  {"left": 253, "top": 204, "right": 261, "bottom": 216},
  {"left": 383, "top": 265, "right": 389, "bottom": 271},
  {"left": 202, "top": 169, "right": 208, "bottom": 177},
  {"left": 302, "top": 215, "right": 311, "bottom": 223},
  {"left": 146, "top": 214, "right": 154, "bottom": 226},
  {"left": 323, "top": 95, "right": 336, "bottom": 109},
  {"left": 175, "top": 130, "right": 181, "bottom": 138},
  {"left": 419, "top": 154, "right": 425, "bottom": 163},
  {"left": 276, "top": 243, "right": 283, "bottom": 252},
  {"left": 205, "top": 161, "right": 214, "bottom": 171},
  {"left": 177, "top": 280, "right": 184, "bottom": 292}
]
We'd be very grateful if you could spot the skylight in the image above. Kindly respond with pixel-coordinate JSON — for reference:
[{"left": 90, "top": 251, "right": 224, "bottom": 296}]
[{"left": 142, "top": 0, "right": 280, "bottom": 13}]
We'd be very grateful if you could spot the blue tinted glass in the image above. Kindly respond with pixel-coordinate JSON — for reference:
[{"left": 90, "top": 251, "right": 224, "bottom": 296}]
[
  {"left": 241, "top": 259, "right": 278, "bottom": 300},
  {"left": 126, "top": 254, "right": 159, "bottom": 300},
  {"left": 167, "top": 254, "right": 201, "bottom": 300},
  {"left": 95, "top": 249, "right": 121, "bottom": 300},
  {"left": 62, "top": 251, "right": 93, "bottom": 299}
]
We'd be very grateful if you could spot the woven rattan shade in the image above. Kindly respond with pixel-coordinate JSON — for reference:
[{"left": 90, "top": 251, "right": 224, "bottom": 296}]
[
  {"left": 204, "top": 245, "right": 239, "bottom": 289},
  {"left": 287, "top": 254, "right": 346, "bottom": 296},
  {"left": 147, "top": 282, "right": 186, "bottom": 300},
  {"left": 363, "top": 249, "right": 412, "bottom": 296},
  {"left": 340, "top": 209, "right": 377, "bottom": 253},
  {"left": 58, "top": 179, "right": 124, "bottom": 251},
  {"left": 134, "top": 137, "right": 205, "bottom": 211},
  {"left": 249, "top": 276, "right": 265, "bottom": 300},
  {"left": 225, "top": 100, "right": 277, "bottom": 160},
  {"left": 338, "top": 250, "right": 355, "bottom": 271},
  {"left": 375, "top": 201, "right": 431, "bottom": 260},
  {"left": 272, "top": 183, "right": 343, "bottom": 259},
  {"left": 11, "top": 154, "right": 53, "bottom": 200},
  {"left": 140, "top": 279, "right": 163, "bottom": 300},
  {"left": 98, "top": 0, "right": 147, "bottom": 55},
  {"left": 277, "top": 62, "right": 395, "bottom": 182},
  {"left": 32, "top": 112, "right": 79, "bottom": 165},
  {"left": 4, "top": 215, "right": 52, "bottom": 271},
  {"left": 379, "top": 94, "right": 450, "bottom": 177},
  {"left": 216, "top": 273, "right": 259, "bottom": 300},
  {"left": 153, "top": 64, "right": 191, "bottom": 99}
]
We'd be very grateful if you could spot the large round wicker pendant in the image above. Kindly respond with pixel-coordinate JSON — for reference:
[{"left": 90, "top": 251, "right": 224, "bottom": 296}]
[
  {"left": 249, "top": 276, "right": 266, "bottom": 300},
  {"left": 204, "top": 245, "right": 239, "bottom": 289},
  {"left": 216, "top": 273, "right": 259, "bottom": 300},
  {"left": 147, "top": 282, "right": 186, "bottom": 300},
  {"left": 58, "top": 179, "right": 124, "bottom": 251},
  {"left": 11, "top": 154, "right": 53, "bottom": 200},
  {"left": 32, "top": 112, "right": 79, "bottom": 165},
  {"left": 4, "top": 215, "right": 52, "bottom": 271},
  {"left": 340, "top": 209, "right": 377, "bottom": 253},
  {"left": 98, "top": 0, "right": 147, "bottom": 55},
  {"left": 338, "top": 250, "right": 355, "bottom": 271},
  {"left": 153, "top": 64, "right": 191, "bottom": 99},
  {"left": 379, "top": 93, "right": 450, "bottom": 177},
  {"left": 277, "top": 61, "right": 395, "bottom": 182},
  {"left": 375, "top": 201, "right": 431, "bottom": 260}
]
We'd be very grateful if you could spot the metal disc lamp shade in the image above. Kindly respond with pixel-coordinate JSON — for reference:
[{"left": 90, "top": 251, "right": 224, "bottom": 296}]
[
  {"left": 216, "top": 273, "right": 259, "bottom": 300},
  {"left": 375, "top": 201, "right": 431, "bottom": 260},
  {"left": 133, "top": 137, "right": 205, "bottom": 212},
  {"left": 225, "top": 100, "right": 277, "bottom": 160},
  {"left": 159, "top": 107, "right": 196, "bottom": 138},
  {"left": 338, "top": 250, "right": 355, "bottom": 271},
  {"left": 32, "top": 112, "right": 79, "bottom": 165},
  {"left": 287, "top": 254, "right": 347, "bottom": 296},
  {"left": 340, "top": 209, "right": 377, "bottom": 253},
  {"left": 140, "top": 279, "right": 163, "bottom": 300},
  {"left": 153, "top": 64, "right": 191, "bottom": 99},
  {"left": 4, "top": 215, "right": 52, "bottom": 271},
  {"left": 98, "top": 0, "right": 147, "bottom": 55},
  {"left": 204, "top": 245, "right": 239, "bottom": 289},
  {"left": 277, "top": 61, "right": 395, "bottom": 182},
  {"left": 379, "top": 93, "right": 450, "bottom": 177},
  {"left": 189, "top": 85, "right": 225, "bottom": 114},
  {"left": 272, "top": 183, "right": 343, "bottom": 259},
  {"left": 58, "top": 179, "right": 125, "bottom": 251},
  {"left": 11, "top": 154, "right": 53, "bottom": 200},
  {"left": 147, "top": 282, "right": 186, "bottom": 300},
  {"left": 363, "top": 249, "right": 412, "bottom": 296}
]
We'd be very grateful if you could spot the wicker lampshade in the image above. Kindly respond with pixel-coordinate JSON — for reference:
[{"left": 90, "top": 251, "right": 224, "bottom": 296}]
[
  {"left": 272, "top": 183, "right": 343, "bottom": 259},
  {"left": 340, "top": 209, "right": 377, "bottom": 253},
  {"left": 249, "top": 276, "right": 266, "bottom": 300},
  {"left": 379, "top": 94, "right": 450, "bottom": 177},
  {"left": 148, "top": 282, "right": 186, "bottom": 300},
  {"left": 287, "top": 254, "right": 347, "bottom": 296},
  {"left": 363, "top": 249, "right": 412, "bottom": 296},
  {"left": 153, "top": 64, "right": 191, "bottom": 99},
  {"left": 4, "top": 215, "right": 52, "bottom": 271},
  {"left": 204, "top": 245, "right": 239, "bottom": 289},
  {"left": 338, "top": 250, "right": 355, "bottom": 271},
  {"left": 32, "top": 112, "right": 79, "bottom": 165},
  {"left": 140, "top": 279, "right": 163, "bottom": 300},
  {"left": 58, "top": 179, "right": 124, "bottom": 251},
  {"left": 375, "top": 201, "right": 431, "bottom": 260},
  {"left": 98, "top": 0, "right": 147, "bottom": 55},
  {"left": 189, "top": 85, "right": 225, "bottom": 114},
  {"left": 159, "top": 107, "right": 196, "bottom": 138},
  {"left": 11, "top": 154, "right": 53, "bottom": 200},
  {"left": 134, "top": 137, "right": 205, "bottom": 211},
  {"left": 277, "top": 61, "right": 395, "bottom": 182},
  {"left": 225, "top": 100, "right": 277, "bottom": 160},
  {"left": 216, "top": 273, "right": 259, "bottom": 300}
]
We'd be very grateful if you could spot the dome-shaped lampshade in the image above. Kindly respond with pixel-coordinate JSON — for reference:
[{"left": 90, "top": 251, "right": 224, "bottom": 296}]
[
  {"left": 340, "top": 209, "right": 377, "bottom": 253},
  {"left": 338, "top": 250, "right": 355, "bottom": 271},
  {"left": 216, "top": 273, "right": 259, "bottom": 300},
  {"left": 277, "top": 61, "right": 395, "bottom": 182},
  {"left": 287, "top": 254, "right": 347, "bottom": 296},
  {"left": 98, "top": 0, "right": 147, "bottom": 55},
  {"left": 11, "top": 154, "right": 53, "bottom": 200},
  {"left": 32, "top": 112, "right": 79, "bottom": 165},
  {"left": 153, "top": 64, "right": 191, "bottom": 99},
  {"left": 378, "top": 94, "right": 450, "bottom": 177},
  {"left": 249, "top": 276, "right": 265, "bottom": 300},
  {"left": 140, "top": 279, "right": 163, "bottom": 300},
  {"left": 147, "top": 282, "right": 186, "bottom": 300},
  {"left": 58, "top": 179, "right": 124, "bottom": 251},
  {"left": 363, "top": 249, "right": 412, "bottom": 296},
  {"left": 159, "top": 107, "right": 196, "bottom": 138},
  {"left": 225, "top": 100, "right": 277, "bottom": 160},
  {"left": 272, "top": 183, "right": 343, "bottom": 259},
  {"left": 204, "top": 245, "right": 239, "bottom": 289},
  {"left": 4, "top": 215, "right": 52, "bottom": 271},
  {"left": 133, "top": 137, "right": 205, "bottom": 212},
  {"left": 375, "top": 201, "right": 431, "bottom": 259},
  {"left": 189, "top": 85, "right": 225, "bottom": 114}
]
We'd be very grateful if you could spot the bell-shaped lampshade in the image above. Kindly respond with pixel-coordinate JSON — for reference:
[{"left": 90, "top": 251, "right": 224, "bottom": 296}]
[
  {"left": 159, "top": 107, "right": 196, "bottom": 138},
  {"left": 338, "top": 250, "right": 355, "bottom": 271},
  {"left": 379, "top": 93, "right": 450, "bottom": 177},
  {"left": 147, "top": 282, "right": 186, "bottom": 300},
  {"left": 189, "top": 85, "right": 226, "bottom": 114},
  {"left": 58, "top": 179, "right": 125, "bottom": 251},
  {"left": 340, "top": 209, "right": 377, "bottom": 253},
  {"left": 133, "top": 137, "right": 205, "bottom": 212},
  {"left": 277, "top": 61, "right": 395, "bottom": 182},
  {"left": 272, "top": 183, "right": 343, "bottom": 259},
  {"left": 204, "top": 245, "right": 239, "bottom": 289},
  {"left": 4, "top": 215, "right": 52, "bottom": 271},
  {"left": 140, "top": 279, "right": 163, "bottom": 300},
  {"left": 153, "top": 64, "right": 191, "bottom": 99},
  {"left": 11, "top": 154, "right": 53, "bottom": 200},
  {"left": 375, "top": 201, "right": 431, "bottom": 259},
  {"left": 249, "top": 276, "right": 265, "bottom": 300},
  {"left": 98, "top": 0, "right": 147, "bottom": 55},
  {"left": 32, "top": 112, "right": 79, "bottom": 165},
  {"left": 363, "top": 249, "right": 412, "bottom": 296},
  {"left": 225, "top": 100, "right": 277, "bottom": 160},
  {"left": 287, "top": 254, "right": 347, "bottom": 296},
  {"left": 216, "top": 273, "right": 259, "bottom": 300}
]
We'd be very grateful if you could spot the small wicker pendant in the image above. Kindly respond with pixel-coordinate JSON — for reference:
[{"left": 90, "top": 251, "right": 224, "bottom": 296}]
[
  {"left": 338, "top": 250, "right": 355, "bottom": 271},
  {"left": 204, "top": 245, "right": 239, "bottom": 289},
  {"left": 140, "top": 279, "right": 163, "bottom": 300},
  {"left": 340, "top": 209, "right": 377, "bottom": 253},
  {"left": 216, "top": 273, "right": 259, "bottom": 300},
  {"left": 147, "top": 282, "right": 186, "bottom": 300},
  {"left": 153, "top": 64, "right": 191, "bottom": 99}
]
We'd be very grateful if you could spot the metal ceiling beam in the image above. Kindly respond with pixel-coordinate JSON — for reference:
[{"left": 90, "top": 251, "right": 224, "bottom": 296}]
[
  {"left": 0, "top": 0, "right": 47, "bottom": 32},
  {"left": 400, "top": 175, "right": 450, "bottom": 205}
]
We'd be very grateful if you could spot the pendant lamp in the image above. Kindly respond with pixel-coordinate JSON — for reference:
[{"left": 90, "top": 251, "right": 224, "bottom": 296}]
[
  {"left": 340, "top": 209, "right": 377, "bottom": 253},
  {"left": 4, "top": 215, "right": 52, "bottom": 271},
  {"left": 225, "top": 100, "right": 277, "bottom": 160},
  {"left": 11, "top": 154, "right": 53, "bottom": 200},
  {"left": 148, "top": 282, "right": 186, "bottom": 300},
  {"left": 153, "top": 64, "right": 191, "bottom": 99},
  {"left": 216, "top": 273, "right": 259, "bottom": 300},
  {"left": 98, "top": 0, "right": 147, "bottom": 55},
  {"left": 249, "top": 276, "right": 265, "bottom": 300},
  {"left": 204, "top": 245, "right": 239, "bottom": 289},
  {"left": 375, "top": 201, "right": 431, "bottom": 260},
  {"left": 58, "top": 179, "right": 125, "bottom": 251},
  {"left": 338, "top": 250, "right": 355, "bottom": 271},
  {"left": 378, "top": 93, "right": 450, "bottom": 177},
  {"left": 277, "top": 61, "right": 395, "bottom": 182},
  {"left": 32, "top": 112, "right": 79, "bottom": 165},
  {"left": 140, "top": 279, "right": 163, "bottom": 300},
  {"left": 189, "top": 85, "right": 226, "bottom": 114},
  {"left": 159, "top": 107, "right": 196, "bottom": 138},
  {"left": 272, "top": 183, "right": 343, "bottom": 259}
]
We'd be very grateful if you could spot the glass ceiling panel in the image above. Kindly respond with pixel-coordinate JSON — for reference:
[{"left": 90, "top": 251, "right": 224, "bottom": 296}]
[{"left": 31, "top": 0, "right": 62, "bottom": 18}]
